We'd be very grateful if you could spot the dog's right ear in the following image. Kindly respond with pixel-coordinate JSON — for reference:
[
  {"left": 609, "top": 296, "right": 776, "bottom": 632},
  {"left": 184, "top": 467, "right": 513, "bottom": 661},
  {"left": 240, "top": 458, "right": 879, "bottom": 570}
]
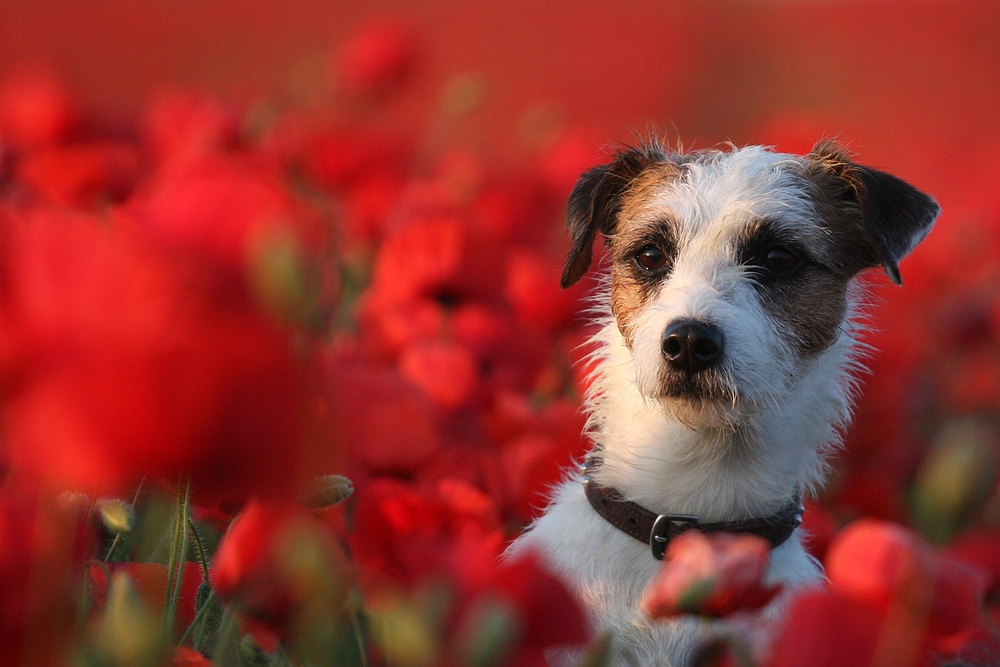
[
  {"left": 807, "top": 140, "right": 939, "bottom": 285},
  {"left": 561, "top": 145, "right": 668, "bottom": 288}
]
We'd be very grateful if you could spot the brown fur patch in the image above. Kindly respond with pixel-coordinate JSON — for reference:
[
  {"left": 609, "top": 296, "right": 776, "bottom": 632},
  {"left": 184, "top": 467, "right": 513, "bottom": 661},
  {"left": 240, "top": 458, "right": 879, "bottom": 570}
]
[
  {"left": 609, "top": 261, "right": 657, "bottom": 348},
  {"left": 561, "top": 142, "right": 674, "bottom": 288},
  {"left": 606, "top": 162, "right": 683, "bottom": 347},
  {"left": 756, "top": 267, "right": 849, "bottom": 357},
  {"left": 749, "top": 144, "right": 866, "bottom": 357},
  {"left": 801, "top": 142, "right": 880, "bottom": 277}
]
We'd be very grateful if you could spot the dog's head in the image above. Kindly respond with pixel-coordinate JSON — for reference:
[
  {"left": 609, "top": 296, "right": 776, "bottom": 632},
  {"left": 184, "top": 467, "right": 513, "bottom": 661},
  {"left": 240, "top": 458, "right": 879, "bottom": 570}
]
[{"left": 563, "top": 140, "right": 939, "bottom": 428}]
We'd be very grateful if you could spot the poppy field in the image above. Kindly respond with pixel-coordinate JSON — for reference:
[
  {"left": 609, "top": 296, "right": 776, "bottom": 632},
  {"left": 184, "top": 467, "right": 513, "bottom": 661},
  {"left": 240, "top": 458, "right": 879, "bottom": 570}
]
[{"left": 2, "top": 9, "right": 1000, "bottom": 667}]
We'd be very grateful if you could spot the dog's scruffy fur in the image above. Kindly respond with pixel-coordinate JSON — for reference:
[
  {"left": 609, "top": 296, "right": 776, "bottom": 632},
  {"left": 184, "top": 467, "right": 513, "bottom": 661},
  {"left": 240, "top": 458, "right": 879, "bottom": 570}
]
[{"left": 507, "top": 140, "right": 939, "bottom": 666}]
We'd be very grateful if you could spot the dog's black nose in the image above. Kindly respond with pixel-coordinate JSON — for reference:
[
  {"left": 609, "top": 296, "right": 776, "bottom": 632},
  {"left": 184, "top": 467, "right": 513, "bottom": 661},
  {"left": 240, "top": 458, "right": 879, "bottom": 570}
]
[{"left": 662, "top": 320, "right": 724, "bottom": 373}]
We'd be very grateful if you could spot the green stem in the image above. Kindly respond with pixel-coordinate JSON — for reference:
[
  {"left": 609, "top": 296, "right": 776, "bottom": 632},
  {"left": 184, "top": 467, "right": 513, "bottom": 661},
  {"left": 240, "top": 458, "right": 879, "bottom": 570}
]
[
  {"left": 350, "top": 605, "right": 369, "bottom": 667},
  {"left": 163, "top": 486, "right": 182, "bottom": 615},
  {"left": 104, "top": 533, "right": 123, "bottom": 563},
  {"left": 163, "top": 477, "right": 192, "bottom": 639},
  {"left": 212, "top": 610, "right": 242, "bottom": 667},
  {"left": 188, "top": 516, "right": 211, "bottom": 583}
]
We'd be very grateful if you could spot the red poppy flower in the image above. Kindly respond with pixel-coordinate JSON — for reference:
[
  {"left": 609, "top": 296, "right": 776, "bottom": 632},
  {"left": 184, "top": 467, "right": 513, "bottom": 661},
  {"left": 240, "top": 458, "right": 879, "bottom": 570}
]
[
  {"left": 129, "top": 155, "right": 323, "bottom": 277},
  {"left": 0, "top": 481, "right": 93, "bottom": 666},
  {"left": 398, "top": 339, "right": 479, "bottom": 410},
  {"left": 767, "top": 591, "right": 884, "bottom": 667},
  {"left": 368, "top": 214, "right": 506, "bottom": 305},
  {"left": 0, "top": 211, "right": 310, "bottom": 500},
  {"left": 825, "top": 519, "right": 938, "bottom": 611},
  {"left": 506, "top": 249, "right": 583, "bottom": 333},
  {"left": 472, "top": 177, "right": 553, "bottom": 246},
  {"left": 452, "top": 548, "right": 590, "bottom": 664},
  {"left": 642, "top": 531, "right": 780, "bottom": 619},
  {"left": 947, "top": 528, "right": 1000, "bottom": 594},
  {"left": 142, "top": 89, "right": 240, "bottom": 163},
  {"left": 825, "top": 519, "right": 989, "bottom": 652},
  {"left": 479, "top": 551, "right": 590, "bottom": 650},
  {"left": 0, "top": 67, "right": 77, "bottom": 152},
  {"left": 169, "top": 647, "right": 213, "bottom": 667},
  {"left": 334, "top": 21, "right": 418, "bottom": 97},
  {"left": 356, "top": 295, "right": 446, "bottom": 359},
  {"left": 347, "top": 478, "right": 503, "bottom": 599},
  {"left": 127, "top": 154, "right": 338, "bottom": 330},
  {"left": 304, "top": 128, "right": 412, "bottom": 193},
  {"left": 450, "top": 304, "right": 514, "bottom": 362},
  {"left": 499, "top": 434, "right": 571, "bottom": 523},
  {"left": 327, "top": 355, "right": 441, "bottom": 474},
  {"left": 15, "top": 141, "right": 141, "bottom": 207},
  {"left": 210, "top": 499, "right": 350, "bottom": 637}
]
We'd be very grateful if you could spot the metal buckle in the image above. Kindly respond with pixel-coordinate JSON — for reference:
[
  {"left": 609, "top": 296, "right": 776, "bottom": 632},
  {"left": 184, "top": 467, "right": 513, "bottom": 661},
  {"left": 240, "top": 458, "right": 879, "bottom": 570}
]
[{"left": 649, "top": 514, "right": 699, "bottom": 560}]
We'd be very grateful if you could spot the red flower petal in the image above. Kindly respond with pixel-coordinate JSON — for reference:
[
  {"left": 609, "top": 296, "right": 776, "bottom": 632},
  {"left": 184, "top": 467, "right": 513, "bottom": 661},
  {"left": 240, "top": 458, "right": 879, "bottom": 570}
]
[{"left": 642, "top": 531, "right": 779, "bottom": 619}]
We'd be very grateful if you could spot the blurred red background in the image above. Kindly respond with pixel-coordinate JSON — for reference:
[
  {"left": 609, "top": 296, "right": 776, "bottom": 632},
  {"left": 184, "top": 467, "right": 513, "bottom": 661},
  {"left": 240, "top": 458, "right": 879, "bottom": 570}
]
[
  {"left": 3, "top": 3, "right": 1000, "bottom": 664},
  {"left": 4, "top": 1, "right": 998, "bottom": 163}
]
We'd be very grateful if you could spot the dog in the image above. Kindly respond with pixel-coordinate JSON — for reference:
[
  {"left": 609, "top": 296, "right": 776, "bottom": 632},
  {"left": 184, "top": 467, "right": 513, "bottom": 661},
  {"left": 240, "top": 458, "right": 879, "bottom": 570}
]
[{"left": 506, "top": 139, "right": 939, "bottom": 666}]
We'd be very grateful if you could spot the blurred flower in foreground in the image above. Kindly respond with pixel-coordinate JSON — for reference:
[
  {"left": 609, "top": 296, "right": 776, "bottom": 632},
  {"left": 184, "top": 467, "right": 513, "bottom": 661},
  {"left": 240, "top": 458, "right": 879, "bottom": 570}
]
[
  {"left": 642, "top": 531, "right": 780, "bottom": 620},
  {"left": 0, "top": 208, "right": 320, "bottom": 502},
  {"left": 0, "top": 482, "right": 92, "bottom": 666},
  {"left": 450, "top": 550, "right": 590, "bottom": 667},
  {"left": 348, "top": 478, "right": 587, "bottom": 665},
  {"left": 910, "top": 419, "right": 998, "bottom": 545},
  {"left": 127, "top": 154, "right": 334, "bottom": 326},
  {"left": 89, "top": 562, "right": 203, "bottom": 638},
  {"left": 210, "top": 499, "right": 351, "bottom": 648},
  {"left": 169, "top": 646, "right": 213, "bottom": 667},
  {"left": 365, "top": 545, "right": 589, "bottom": 667},
  {"left": 769, "top": 519, "right": 992, "bottom": 667},
  {"left": 90, "top": 572, "right": 166, "bottom": 666},
  {"left": 825, "top": 519, "right": 988, "bottom": 651}
]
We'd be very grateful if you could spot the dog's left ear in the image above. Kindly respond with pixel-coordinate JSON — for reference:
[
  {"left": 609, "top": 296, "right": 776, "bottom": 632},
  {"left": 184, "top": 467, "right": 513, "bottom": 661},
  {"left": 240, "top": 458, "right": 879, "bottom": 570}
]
[
  {"left": 808, "top": 140, "right": 940, "bottom": 285},
  {"left": 561, "top": 144, "right": 669, "bottom": 288}
]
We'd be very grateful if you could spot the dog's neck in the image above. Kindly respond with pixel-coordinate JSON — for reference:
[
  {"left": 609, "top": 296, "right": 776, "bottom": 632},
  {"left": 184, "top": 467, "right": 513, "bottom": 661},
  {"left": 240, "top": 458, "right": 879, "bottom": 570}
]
[{"left": 583, "top": 315, "right": 859, "bottom": 524}]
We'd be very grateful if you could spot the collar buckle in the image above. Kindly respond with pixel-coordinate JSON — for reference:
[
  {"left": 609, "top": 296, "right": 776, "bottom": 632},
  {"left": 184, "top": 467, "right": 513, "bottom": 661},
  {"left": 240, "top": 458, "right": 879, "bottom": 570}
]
[{"left": 650, "top": 513, "right": 699, "bottom": 560}]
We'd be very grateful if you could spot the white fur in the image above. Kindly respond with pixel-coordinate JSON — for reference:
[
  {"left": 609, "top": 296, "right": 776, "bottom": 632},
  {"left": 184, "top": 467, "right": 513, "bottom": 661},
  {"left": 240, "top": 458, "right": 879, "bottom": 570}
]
[{"left": 507, "top": 147, "right": 873, "bottom": 666}]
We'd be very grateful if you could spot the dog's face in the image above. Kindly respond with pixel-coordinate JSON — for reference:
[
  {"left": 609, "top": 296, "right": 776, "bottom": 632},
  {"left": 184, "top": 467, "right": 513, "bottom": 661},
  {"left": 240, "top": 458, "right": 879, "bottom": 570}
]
[{"left": 562, "top": 141, "right": 939, "bottom": 428}]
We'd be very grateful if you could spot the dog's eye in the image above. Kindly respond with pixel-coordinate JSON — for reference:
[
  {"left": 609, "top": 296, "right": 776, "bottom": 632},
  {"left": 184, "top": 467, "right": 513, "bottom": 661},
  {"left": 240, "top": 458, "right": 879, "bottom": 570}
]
[
  {"left": 635, "top": 245, "right": 667, "bottom": 272},
  {"left": 761, "top": 245, "right": 803, "bottom": 276}
]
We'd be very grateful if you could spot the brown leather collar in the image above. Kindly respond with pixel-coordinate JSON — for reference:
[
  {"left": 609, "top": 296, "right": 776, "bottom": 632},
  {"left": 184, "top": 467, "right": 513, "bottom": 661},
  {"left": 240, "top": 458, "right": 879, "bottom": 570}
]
[{"left": 581, "top": 458, "right": 804, "bottom": 560}]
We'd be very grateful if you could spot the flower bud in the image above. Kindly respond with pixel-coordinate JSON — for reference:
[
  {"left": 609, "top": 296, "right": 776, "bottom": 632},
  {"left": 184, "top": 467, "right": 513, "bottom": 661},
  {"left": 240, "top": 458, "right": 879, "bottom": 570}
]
[
  {"left": 298, "top": 474, "right": 354, "bottom": 509},
  {"left": 99, "top": 499, "right": 136, "bottom": 534}
]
